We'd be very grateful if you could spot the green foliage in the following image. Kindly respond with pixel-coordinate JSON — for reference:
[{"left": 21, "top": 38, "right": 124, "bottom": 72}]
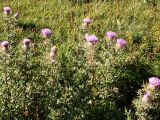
[{"left": 0, "top": 0, "right": 160, "bottom": 119}]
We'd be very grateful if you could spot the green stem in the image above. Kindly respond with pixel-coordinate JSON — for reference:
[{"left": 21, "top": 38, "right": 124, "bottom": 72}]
[
  {"left": 24, "top": 53, "right": 28, "bottom": 117},
  {"left": 4, "top": 54, "right": 10, "bottom": 119},
  {"left": 90, "top": 45, "right": 96, "bottom": 120}
]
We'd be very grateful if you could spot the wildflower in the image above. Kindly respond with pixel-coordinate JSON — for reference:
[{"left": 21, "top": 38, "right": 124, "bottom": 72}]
[
  {"left": 85, "top": 34, "right": 98, "bottom": 45},
  {"left": 50, "top": 46, "right": 58, "bottom": 62},
  {"left": 149, "top": 77, "right": 160, "bottom": 88},
  {"left": 1, "top": 41, "right": 10, "bottom": 53},
  {"left": 142, "top": 91, "right": 151, "bottom": 103},
  {"left": 83, "top": 17, "right": 92, "bottom": 25},
  {"left": 116, "top": 38, "right": 127, "bottom": 49},
  {"left": 41, "top": 28, "right": 52, "bottom": 38},
  {"left": 14, "top": 12, "right": 19, "bottom": 19},
  {"left": 106, "top": 31, "right": 116, "bottom": 40},
  {"left": 82, "top": 17, "right": 92, "bottom": 30},
  {"left": 22, "top": 38, "right": 31, "bottom": 52},
  {"left": 3, "top": 7, "right": 12, "bottom": 15}
]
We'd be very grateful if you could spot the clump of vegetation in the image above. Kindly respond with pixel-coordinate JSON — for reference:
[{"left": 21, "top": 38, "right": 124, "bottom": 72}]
[{"left": 0, "top": 0, "right": 160, "bottom": 119}]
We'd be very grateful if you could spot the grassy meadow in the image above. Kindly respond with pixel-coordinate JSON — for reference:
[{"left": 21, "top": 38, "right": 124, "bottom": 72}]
[{"left": 0, "top": 0, "right": 160, "bottom": 119}]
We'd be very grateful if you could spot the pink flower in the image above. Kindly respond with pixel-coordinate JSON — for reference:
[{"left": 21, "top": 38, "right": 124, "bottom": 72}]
[
  {"left": 85, "top": 34, "right": 98, "bottom": 44},
  {"left": 3, "top": 7, "right": 12, "bottom": 15},
  {"left": 41, "top": 28, "right": 52, "bottom": 38},
  {"left": 116, "top": 38, "right": 127, "bottom": 49},
  {"left": 1, "top": 41, "right": 10, "bottom": 53},
  {"left": 83, "top": 18, "right": 92, "bottom": 25},
  {"left": 142, "top": 91, "right": 151, "bottom": 103},
  {"left": 149, "top": 77, "right": 160, "bottom": 88},
  {"left": 1, "top": 41, "right": 9, "bottom": 48},
  {"left": 106, "top": 31, "right": 116, "bottom": 40}
]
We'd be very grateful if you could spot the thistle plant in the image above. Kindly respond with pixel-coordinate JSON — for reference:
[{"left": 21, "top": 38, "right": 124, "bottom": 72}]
[
  {"left": 21, "top": 38, "right": 32, "bottom": 117},
  {"left": 85, "top": 34, "right": 98, "bottom": 117},
  {"left": 2, "top": 7, "right": 19, "bottom": 43},
  {"left": 133, "top": 77, "right": 160, "bottom": 120},
  {"left": 0, "top": 41, "right": 11, "bottom": 118},
  {"left": 96, "top": 32, "right": 131, "bottom": 112}
]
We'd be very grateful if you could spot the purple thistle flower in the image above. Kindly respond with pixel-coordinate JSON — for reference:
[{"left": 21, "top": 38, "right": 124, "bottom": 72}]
[
  {"left": 85, "top": 34, "right": 98, "bottom": 44},
  {"left": 149, "top": 77, "right": 160, "bottom": 88},
  {"left": 142, "top": 91, "right": 151, "bottom": 103},
  {"left": 106, "top": 31, "right": 116, "bottom": 40},
  {"left": 23, "top": 38, "right": 31, "bottom": 46},
  {"left": 83, "top": 18, "right": 92, "bottom": 25},
  {"left": 3, "top": 7, "right": 12, "bottom": 15},
  {"left": 1, "top": 41, "right": 9, "bottom": 48},
  {"left": 116, "top": 38, "right": 127, "bottom": 49},
  {"left": 41, "top": 28, "right": 52, "bottom": 38},
  {"left": 1, "top": 41, "right": 10, "bottom": 53}
]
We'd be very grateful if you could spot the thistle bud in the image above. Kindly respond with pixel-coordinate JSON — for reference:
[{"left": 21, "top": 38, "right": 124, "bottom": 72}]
[
  {"left": 22, "top": 38, "right": 31, "bottom": 52},
  {"left": 14, "top": 12, "right": 19, "bottom": 19},
  {"left": 1, "top": 41, "right": 10, "bottom": 53},
  {"left": 50, "top": 46, "right": 58, "bottom": 62},
  {"left": 83, "top": 17, "right": 92, "bottom": 25},
  {"left": 82, "top": 17, "right": 92, "bottom": 30}
]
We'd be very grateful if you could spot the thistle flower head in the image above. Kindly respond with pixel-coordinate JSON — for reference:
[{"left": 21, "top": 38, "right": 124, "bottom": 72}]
[
  {"left": 149, "top": 77, "right": 160, "bottom": 88},
  {"left": 85, "top": 34, "right": 98, "bottom": 45},
  {"left": 1, "top": 41, "right": 9, "bottom": 48},
  {"left": 3, "top": 7, "right": 12, "bottom": 15},
  {"left": 116, "top": 38, "right": 127, "bottom": 49},
  {"left": 83, "top": 17, "right": 92, "bottom": 25},
  {"left": 142, "top": 91, "right": 151, "bottom": 103},
  {"left": 106, "top": 31, "right": 116, "bottom": 40},
  {"left": 41, "top": 28, "right": 52, "bottom": 38}
]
